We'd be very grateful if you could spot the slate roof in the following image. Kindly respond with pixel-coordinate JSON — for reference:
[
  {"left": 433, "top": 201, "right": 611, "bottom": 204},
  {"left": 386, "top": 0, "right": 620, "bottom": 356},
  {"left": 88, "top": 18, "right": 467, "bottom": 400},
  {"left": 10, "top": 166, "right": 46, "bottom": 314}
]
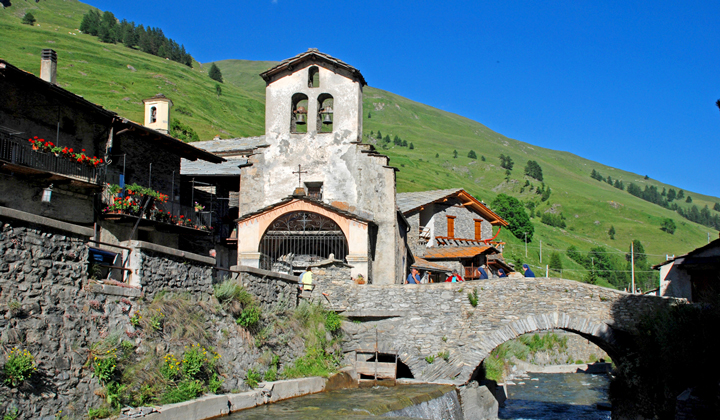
[
  {"left": 396, "top": 189, "right": 463, "bottom": 213},
  {"left": 412, "top": 257, "right": 452, "bottom": 273},
  {"left": 180, "top": 137, "right": 268, "bottom": 176},
  {"left": 396, "top": 188, "right": 508, "bottom": 226},
  {"left": 422, "top": 246, "right": 494, "bottom": 260},
  {"left": 260, "top": 48, "right": 367, "bottom": 86}
]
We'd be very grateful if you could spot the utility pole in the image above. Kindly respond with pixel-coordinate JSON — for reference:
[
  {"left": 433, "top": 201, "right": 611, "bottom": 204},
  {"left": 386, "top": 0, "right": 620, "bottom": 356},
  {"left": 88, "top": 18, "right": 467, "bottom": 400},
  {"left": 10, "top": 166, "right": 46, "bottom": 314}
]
[
  {"left": 631, "top": 241, "right": 635, "bottom": 294},
  {"left": 524, "top": 232, "right": 528, "bottom": 258},
  {"left": 539, "top": 240, "right": 542, "bottom": 263}
]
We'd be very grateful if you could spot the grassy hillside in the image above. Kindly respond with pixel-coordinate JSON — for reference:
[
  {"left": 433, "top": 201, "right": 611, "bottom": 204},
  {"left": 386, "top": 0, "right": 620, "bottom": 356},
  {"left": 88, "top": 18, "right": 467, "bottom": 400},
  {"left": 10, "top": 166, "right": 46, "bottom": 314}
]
[
  {"left": 2, "top": 0, "right": 718, "bottom": 287},
  {"left": 0, "top": 0, "right": 266, "bottom": 138}
]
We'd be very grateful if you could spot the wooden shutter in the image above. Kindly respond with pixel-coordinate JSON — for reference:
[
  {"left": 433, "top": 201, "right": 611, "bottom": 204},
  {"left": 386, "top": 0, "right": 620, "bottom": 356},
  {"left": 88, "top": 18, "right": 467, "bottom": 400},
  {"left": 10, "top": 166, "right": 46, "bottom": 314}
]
[{"left": 447, "top": 216, "right": 456, "bottom": 238}]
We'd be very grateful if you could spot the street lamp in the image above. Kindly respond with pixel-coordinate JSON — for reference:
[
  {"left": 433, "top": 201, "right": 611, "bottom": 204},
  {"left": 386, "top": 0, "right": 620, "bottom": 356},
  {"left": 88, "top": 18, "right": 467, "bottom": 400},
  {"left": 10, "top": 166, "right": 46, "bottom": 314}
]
[{"left": 42, "top": 184, "right": 53, "bottom": 203}]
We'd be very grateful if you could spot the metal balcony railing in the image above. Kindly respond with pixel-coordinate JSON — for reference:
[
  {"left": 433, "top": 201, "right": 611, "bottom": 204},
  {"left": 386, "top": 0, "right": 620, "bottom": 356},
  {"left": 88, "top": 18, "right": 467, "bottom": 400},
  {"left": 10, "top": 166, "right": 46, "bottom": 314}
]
[{"left": 0, "top": 133, "right": 103, "bottom": 184}]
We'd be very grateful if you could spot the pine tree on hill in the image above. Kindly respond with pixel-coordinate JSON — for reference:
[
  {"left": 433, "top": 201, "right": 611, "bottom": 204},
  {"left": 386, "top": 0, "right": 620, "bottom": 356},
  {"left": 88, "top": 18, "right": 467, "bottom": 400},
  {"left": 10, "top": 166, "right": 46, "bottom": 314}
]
[
  {"left": 467, "top": 150, "right": 477, "bottom": 159},
  {"left": 377, "top": 130, "right": 382, "bottom": 139},
  {"left": 453, "top": 150, "right": 458, "bottom": 158},
  {"left": 209, "top": 63, "right": 223, "bottom": 83},
  {"left": 21, "top": 12, "right": 36, "bottom": 26},
  {"left": 409, "top": 142, "right": 414, "bottom": 150},
  {"left": 549, "top": 252, "right": 563, "bottom": 272},
  {"left": 402, "top": 140, "right": 408, "bottom": 147},
  {"left": 80, "top": 9, "right": 101, "bottom": 36},
  {"left": 608, "top": 225, "right": 616, "bottom": 240}
]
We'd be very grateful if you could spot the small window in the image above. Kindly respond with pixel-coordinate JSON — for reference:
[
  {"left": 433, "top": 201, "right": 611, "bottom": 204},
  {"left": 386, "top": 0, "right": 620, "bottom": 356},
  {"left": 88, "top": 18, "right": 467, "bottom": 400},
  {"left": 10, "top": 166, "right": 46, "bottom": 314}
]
[
  {"left": 150, "top": 106, "right": 157, "bottom": 123},
  {"left": 474, "top": 219, "right": 483, "bottom": 241},
  {"left": 291, "top": 93, "right": 309, "bottom": 134},
  {"left": 317, "top": 93, "right": 334, "bottom": 133},
  {"left": 305, "top": 182, "right": 323, "bottom": 200},
  {"left": 308, "top": 66, "right": 320, "bottom": 88},
  {"left": 447, "top": 216, "right": 456, "bottom": 238}
]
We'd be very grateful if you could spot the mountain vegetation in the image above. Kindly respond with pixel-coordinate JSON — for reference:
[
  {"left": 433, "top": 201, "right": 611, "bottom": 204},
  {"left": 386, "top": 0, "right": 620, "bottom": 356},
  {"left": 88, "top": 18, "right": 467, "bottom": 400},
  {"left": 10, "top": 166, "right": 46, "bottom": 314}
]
[{"left": 1, "top": 0, "right": 718, "bottom": 288}]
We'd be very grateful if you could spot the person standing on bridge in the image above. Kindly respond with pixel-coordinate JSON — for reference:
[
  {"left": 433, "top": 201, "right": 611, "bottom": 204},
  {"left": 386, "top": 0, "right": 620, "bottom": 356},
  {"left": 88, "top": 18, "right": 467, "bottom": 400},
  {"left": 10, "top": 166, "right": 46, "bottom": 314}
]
[
  {"left": 445, "top": 270, "right": 464, "bottom": 282},
  {"left": 522, "top": 264, "right": 536, "bottom": 278},
  {"left": 406, "top": 267, "right": 421, "bottom": 285}
]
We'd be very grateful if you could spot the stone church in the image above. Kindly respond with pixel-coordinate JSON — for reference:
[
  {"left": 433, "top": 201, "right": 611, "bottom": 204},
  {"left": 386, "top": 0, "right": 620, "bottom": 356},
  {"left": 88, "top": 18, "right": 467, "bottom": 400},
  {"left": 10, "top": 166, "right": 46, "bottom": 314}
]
[{"left": 233, "top": 49, "right": 410, "bottom": 284}]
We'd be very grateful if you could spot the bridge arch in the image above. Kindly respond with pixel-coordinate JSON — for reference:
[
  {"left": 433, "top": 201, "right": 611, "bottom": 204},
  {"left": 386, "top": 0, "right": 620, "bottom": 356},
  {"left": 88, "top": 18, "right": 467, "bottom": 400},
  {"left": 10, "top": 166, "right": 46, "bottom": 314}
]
[{"left": 319, "top": 278, "right": 671, "bottom": 384}]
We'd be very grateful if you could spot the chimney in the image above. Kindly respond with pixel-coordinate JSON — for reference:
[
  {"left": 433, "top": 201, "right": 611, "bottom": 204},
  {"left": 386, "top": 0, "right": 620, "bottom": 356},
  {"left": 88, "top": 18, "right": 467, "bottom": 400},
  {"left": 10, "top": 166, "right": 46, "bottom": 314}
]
[{"left": 40, "top": 49, "right": 57, "bottom": 84}]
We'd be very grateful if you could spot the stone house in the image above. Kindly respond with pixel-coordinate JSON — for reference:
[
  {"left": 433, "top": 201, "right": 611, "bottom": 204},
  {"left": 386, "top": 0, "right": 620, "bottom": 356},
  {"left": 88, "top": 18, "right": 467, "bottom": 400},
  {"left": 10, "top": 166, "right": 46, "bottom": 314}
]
[
  {"left": 397, "top": 188, "right": 511, "bottom": 279},
  {"left": 0, "top": 51, "right": 224, "bottom": 277},
  {"left": 653, "top": 237, "right": 720, "bottom": 303},
  {"left": 230, "top": 49, "right": 411, "bottom": 284}
]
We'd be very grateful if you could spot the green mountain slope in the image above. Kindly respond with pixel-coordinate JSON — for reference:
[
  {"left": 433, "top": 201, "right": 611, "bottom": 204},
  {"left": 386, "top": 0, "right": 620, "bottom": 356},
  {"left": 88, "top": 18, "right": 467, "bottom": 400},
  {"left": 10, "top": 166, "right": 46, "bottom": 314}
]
[{"left": 2, "top": 1, "right": 718, "bottom": 287}]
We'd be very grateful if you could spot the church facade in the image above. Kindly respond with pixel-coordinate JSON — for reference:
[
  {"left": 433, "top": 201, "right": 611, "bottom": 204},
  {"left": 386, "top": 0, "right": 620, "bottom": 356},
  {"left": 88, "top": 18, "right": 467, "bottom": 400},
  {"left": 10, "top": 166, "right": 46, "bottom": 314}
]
[{"left": 235, "top": 49, "right": 410, "bottom": 284}]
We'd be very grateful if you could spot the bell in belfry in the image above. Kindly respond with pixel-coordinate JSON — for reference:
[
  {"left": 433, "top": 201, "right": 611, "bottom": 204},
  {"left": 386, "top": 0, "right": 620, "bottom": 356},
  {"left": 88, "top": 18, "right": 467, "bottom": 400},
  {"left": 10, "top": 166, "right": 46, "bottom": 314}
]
[
  {"left": 321, "top": 106, "right": 333, "bottom": 124},
  {"left": 295, "top": 106, "right": 307, "bottom": 125}
]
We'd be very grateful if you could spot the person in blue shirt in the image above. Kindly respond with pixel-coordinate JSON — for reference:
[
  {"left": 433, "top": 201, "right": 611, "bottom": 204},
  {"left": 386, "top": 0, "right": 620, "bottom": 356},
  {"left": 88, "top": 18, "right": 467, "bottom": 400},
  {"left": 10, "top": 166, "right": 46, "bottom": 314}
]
[
  {"left": 476, "top": 264, "right": 489, "bottom": 279},
  {"left": 522, "top": 264, "right": 536, "bottom": 278},
  {"left": 498, "top": 269, "right": 507, "bottom": 278},
  {"left": 406, "top": 267, "right": 421, "bottom": 284}
]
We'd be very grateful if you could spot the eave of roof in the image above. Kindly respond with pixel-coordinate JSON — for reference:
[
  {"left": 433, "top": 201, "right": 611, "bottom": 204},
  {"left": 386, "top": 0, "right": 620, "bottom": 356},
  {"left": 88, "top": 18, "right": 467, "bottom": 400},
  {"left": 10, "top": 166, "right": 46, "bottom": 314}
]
[
  {"left": 422, "top": 246, "right": 495, "bottom": 259},
  {"left": 236, "top": 196, "right": 373, "bottom": 225},
  {"left": 397, "top": 188, "right": 508, "bottom": 226},
  {"left": 259, "top": 49, "right": 367, "bottom": 86},
  {"left": 118, "top": 119, "right": 224, "bottom": 164},
  {"left": 412, "top": 257, "right": 452, "bottom": 273},
  {"left": 0, "top": 59, "right": 224, "bottom": 164}
]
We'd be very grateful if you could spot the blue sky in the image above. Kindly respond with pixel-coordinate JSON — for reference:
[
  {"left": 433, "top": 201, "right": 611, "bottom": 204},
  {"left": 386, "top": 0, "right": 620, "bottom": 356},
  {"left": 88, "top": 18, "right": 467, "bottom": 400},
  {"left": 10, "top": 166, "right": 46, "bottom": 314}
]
[{"left": 87, "top": 0, "right": 720, "bottom": 198}]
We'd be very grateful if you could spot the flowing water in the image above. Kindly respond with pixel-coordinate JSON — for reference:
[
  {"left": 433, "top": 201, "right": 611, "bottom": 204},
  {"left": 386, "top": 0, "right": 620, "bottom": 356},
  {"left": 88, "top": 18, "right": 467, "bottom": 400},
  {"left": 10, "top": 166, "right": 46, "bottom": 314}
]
[
  {"left": 499, "top": 372, "right": 611, "bottom": 420},
  {"left": 225, "top": 383, "right": 460, "bottom": 420},
  {"left": 225, "top": 373, "right": 610, "bottom": 419}
]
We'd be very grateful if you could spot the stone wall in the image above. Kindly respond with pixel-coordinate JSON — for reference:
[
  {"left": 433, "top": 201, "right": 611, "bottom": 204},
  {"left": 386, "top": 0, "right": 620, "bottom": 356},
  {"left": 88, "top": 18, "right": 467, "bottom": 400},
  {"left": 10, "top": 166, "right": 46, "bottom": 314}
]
[
  {"left": 0, "top": 211, "right": 307, "bottom": 419},
  {"left": 226, "top": 265, "right": 299, "bottom": 311},
  {"left": 315, "top": 278, "right": 672, "bottom": 383},
  {"left": 124, "top": 240, "right": 215, "bottom": 298}
]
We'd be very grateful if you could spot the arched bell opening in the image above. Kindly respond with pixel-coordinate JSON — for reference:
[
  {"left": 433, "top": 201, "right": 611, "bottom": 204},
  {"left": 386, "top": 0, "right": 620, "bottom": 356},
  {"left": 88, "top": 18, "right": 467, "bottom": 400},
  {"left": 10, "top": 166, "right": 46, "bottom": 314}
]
[
  {"left": 291, "top": 93, "right": 309, "bottom": 134},
  {"left": 317, "top": 93, "right": 334, "bottom": 133},
  {"left": 259, "top": 211, "right": 348, "bottom": 275},
  {"left": 308, "top": 66, "right": 320, "bottom": 88}
]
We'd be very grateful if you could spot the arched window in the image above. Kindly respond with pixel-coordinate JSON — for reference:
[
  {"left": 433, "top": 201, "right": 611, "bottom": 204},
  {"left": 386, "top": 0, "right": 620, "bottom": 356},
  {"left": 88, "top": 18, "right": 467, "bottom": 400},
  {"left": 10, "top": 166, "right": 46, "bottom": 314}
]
[
  {"left": 290, "top": 93, "right": 308, "bottom": 134},
  {"left": 259, "top": 211, "right": 348, "bottom": 273},
  {"left": 150, "top": 106, "right": 157, "bottom": 123},
  {"left": 308, "top": 66, "right": 319, "bottom": 88},
  {"left": 317, "top": 93, "right": 334, "bottom": 133}
]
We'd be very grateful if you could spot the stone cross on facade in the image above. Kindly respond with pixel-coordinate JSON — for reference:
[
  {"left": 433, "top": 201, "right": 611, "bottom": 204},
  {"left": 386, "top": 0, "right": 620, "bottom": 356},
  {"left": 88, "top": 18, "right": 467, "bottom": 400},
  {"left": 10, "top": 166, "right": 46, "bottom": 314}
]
[{"left": 292, "top": 164, "right": 307, "bottom": 187}]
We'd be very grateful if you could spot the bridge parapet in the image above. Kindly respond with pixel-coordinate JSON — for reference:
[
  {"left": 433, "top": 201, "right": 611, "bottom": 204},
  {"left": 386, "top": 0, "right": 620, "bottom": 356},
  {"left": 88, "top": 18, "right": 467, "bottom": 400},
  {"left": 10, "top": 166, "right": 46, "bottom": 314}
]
[{"left": 315, "top": 278, "right": 672, "bottom": 383}]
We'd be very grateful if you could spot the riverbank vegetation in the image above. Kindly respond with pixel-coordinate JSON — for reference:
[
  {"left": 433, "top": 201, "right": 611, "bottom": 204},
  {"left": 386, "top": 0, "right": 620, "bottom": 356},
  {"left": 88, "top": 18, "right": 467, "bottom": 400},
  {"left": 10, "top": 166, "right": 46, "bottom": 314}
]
[
  {"left": 610, "top": 298, "right": 720, "bottom": 419},
  {"left": 87, "top": 283, "right": 344, "bottom": 418}
]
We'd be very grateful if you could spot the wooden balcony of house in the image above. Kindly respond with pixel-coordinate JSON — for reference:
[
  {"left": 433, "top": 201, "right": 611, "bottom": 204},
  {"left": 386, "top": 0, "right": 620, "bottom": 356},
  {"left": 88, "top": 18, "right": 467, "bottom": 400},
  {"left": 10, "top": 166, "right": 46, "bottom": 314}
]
[{"left": 0, "top": 132, "right": 104, "bottom": 187}]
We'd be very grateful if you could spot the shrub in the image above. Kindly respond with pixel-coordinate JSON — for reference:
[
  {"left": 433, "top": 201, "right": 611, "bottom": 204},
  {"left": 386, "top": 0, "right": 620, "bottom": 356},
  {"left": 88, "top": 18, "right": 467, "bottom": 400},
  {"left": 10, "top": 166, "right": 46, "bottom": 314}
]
[
  {"left": 660, "top": 218, "right": 676, "bottom": 234},
  {"left": 325, "top": 311, "right": 342, "bottom": 332},
  {"left": 425, "top": 355, "right": 435, "bottom": 364},
  {"left": 92, "top": 349, "right": 118, "bottom": 384},
  {"left": 159, "top": 379, "right": 203, "bottom": 404},
  {"left": 244, "top": 368, "right": 261, "bottom": 388},
  {"left": 3, "top": 348, "right": 37, "bottom": 387},
  {"left": 467, "top": 288, "right": 478, "bottom": 307},
  {"left": 21, "top": 12, "right": 36, "bottom": 25},
  {"left": 540, "top": 213, "right": 566, "bottom": 229},
  {"left": 182, "top": 343, "right": 220, "bottom": 380},
  {"left": 437, "top": 351, "right": 450, "bottom": 362},
  {"left": 214, "top": 279, "right": 252, "bottom": 305},
  {"left": 467, "top": 150, "right": 477, "bottom": 159},
  {"left": 160, "top": 353, "right": 181, "bottom": 380},
  {"left": 237, "top": 306, "right": 261, "bottom": 328}
]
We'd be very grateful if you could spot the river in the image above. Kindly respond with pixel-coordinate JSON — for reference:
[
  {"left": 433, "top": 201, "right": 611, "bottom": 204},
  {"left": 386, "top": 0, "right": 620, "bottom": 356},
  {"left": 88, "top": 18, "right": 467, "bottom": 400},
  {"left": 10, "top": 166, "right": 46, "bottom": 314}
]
[
  {"left": 500, "top": 372, "right": 611, "bottom": 420},
  {"left": 225, "top": 372, "right": 610, "bottom": 419}
]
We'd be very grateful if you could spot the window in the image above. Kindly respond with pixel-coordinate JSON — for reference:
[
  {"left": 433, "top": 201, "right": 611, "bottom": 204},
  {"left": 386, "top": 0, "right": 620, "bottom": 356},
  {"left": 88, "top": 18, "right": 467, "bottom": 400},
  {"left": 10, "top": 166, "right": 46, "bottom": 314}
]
[
  {"left": 474, "top": 219, "right": 483, "bottom": 241},
  {"left": 291, "top": 93, "right": 309, "bottom": 134},
  {"left": 447, "top": 216, "right": 456, "bottom": 238},
  {"left": 150, "top": 106, "right": 157, "bottom": 123},
  {"left": 317, "top": 93, "right": 334, "bottom": 133},
  {"left": 308, "top": 66, "right": 319, "bottom": 88},
  {"left": 305, "top": 182, "right": 323, "bottom": 200}
]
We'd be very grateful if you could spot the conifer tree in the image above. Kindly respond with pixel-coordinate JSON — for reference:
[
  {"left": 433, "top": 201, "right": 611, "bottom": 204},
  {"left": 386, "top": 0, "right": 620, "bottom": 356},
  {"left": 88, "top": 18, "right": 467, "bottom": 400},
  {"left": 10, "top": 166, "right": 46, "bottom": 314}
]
[
  {"left": 608, "top": 225, "right": 616, "bottom": 240},
  {"left": 80, "top": 9, "right": 101, "bottom": 36},
  {"left": 453, "top": 150, "right": 458, "bottom": 158},
  {"left": 467, "top": 150, "right": 477, "bottom": 159},
  {"left": 209, "top": 63, "right": 223, "bottom": 83},
  {"left": 549, "top": 252, "right": 563, "bottom": 272},
  {"left": 409, "top": 143, "right": 414, "bottom": 150},
  {"left": 402, "top": 140, "right": 408, "bottom": 147},
  {"left": 21, "top": 12, "right": 36, "bottom": 25}
]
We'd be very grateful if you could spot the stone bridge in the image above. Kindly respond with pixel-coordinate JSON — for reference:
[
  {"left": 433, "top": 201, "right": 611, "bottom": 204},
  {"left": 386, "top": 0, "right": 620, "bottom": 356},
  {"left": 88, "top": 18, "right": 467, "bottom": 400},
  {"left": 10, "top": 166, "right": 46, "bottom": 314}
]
[{"left": 314, "top": 277, "right": 672, "bottom": 383}]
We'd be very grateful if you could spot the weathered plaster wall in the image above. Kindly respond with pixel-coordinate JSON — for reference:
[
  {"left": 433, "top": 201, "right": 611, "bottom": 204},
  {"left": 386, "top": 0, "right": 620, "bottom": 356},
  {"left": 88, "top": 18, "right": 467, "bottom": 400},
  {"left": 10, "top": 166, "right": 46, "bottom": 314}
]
[
  {"left": 430, "top": 198, "right": 490, "bottom": 240},
  {"left": 239, "top": 63, "right": 402, "bottom": 284},
  {"left": 315, "top": 278, "right": 672, "bottom": 383}
]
